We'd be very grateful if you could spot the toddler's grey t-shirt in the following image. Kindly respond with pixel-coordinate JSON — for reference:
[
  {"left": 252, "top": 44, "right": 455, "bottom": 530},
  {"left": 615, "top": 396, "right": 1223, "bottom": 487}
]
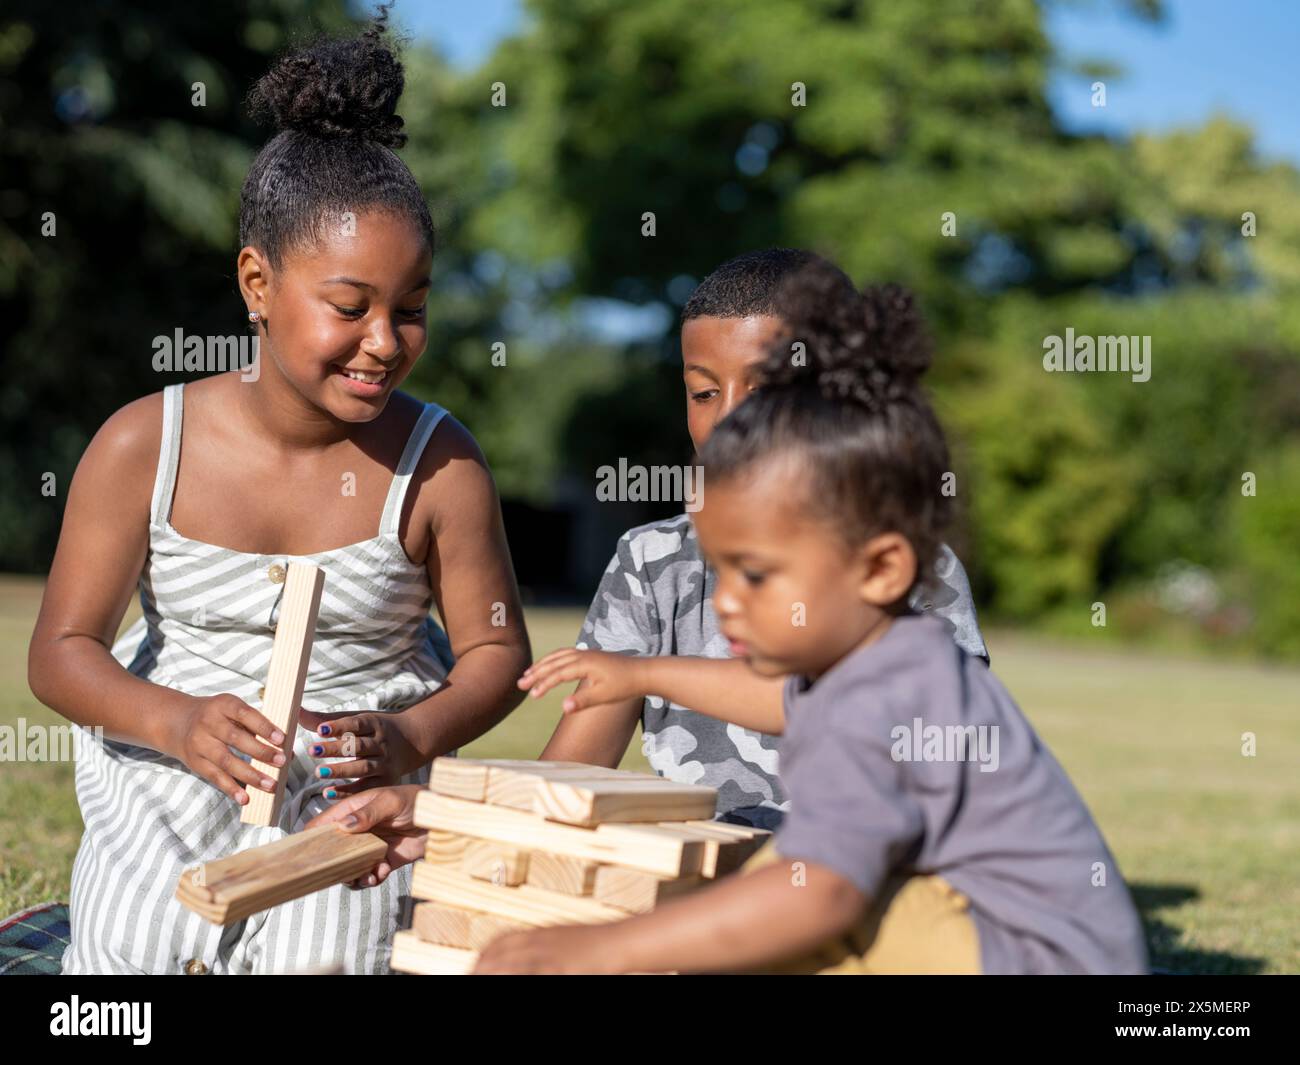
[
  {"left": 577, "top": 514, "right": 988, "bottom": 829},
  {"left": 775, "top": 613, "right": 1148, "bottom": 974}
]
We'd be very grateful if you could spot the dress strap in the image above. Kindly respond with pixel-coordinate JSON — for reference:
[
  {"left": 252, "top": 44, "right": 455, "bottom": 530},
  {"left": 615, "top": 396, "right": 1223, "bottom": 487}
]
[
  {"left": 150, "top": 383, "right": 185, "bottom": 527},
  {"left": 379, "top": 402, "right": 450, "bottom": 539}
]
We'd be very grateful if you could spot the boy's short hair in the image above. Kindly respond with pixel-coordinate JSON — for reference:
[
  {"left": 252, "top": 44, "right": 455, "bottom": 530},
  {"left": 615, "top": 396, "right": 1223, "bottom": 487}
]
[{"left": 681, "top": 248, "right": 855, "bottom": 321}]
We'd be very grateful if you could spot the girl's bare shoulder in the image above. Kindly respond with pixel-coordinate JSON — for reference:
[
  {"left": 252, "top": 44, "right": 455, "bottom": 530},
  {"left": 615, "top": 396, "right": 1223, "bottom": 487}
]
[
  {"left": 402, "top": 396, "right": 492, "bottom": 529},
  {"left": 75, "top": 390, "right": 167, "bottom": 515},
  {"left": 381, "top": 389, "right": 478, "bottom": 461},
  {"left": 91, "top": 390, "right": 165, "bottom": 463}
]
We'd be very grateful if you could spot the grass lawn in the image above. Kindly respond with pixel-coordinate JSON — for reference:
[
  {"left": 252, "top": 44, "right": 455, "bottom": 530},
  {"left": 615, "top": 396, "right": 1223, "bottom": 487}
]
[{"left": 2, "top": 574, "right": 1296, "bottom": 973}]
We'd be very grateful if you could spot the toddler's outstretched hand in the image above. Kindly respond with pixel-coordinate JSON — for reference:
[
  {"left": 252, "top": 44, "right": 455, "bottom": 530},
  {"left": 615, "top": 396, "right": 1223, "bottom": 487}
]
[{"left": 518, "top": 648, "right": 646, "bottom": 714}]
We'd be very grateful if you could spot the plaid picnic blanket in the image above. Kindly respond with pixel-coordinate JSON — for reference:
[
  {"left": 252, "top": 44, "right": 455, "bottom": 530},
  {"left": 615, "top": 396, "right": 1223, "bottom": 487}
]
[{"left": 0, "top": 902, "right": 69, "bottom": 974}]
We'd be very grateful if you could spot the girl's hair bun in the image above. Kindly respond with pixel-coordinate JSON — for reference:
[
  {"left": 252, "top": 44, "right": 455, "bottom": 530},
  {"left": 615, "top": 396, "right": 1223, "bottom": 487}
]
[
  {"left": 762, "top": 263, "right": 933, "bottom": 413},
  {"left": 248, "top": 7, "right": 408, "bottom": 148}
]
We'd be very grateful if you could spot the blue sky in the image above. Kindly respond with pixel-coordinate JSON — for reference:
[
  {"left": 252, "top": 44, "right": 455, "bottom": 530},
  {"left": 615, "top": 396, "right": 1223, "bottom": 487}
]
[{"left": 393, "top": 0, "right": 1299, "bottom": 165}]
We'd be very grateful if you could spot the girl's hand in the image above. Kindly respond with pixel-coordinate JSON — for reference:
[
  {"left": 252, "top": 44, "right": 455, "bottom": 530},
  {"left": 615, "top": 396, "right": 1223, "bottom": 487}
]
[
  {"left": 167, "top": 693, "right": 288, "bottom": 805},
  {"left": 517, "top": 649, "right": 647, "bottom": 713},
  {"left": 297, "top": 708, "right": 424, "bottom": 795},
  {"left": 473, "top": 924, "right": 621, "bottom": 975},
  {"left": 305, "top": 784, "right": 427, "bottom": 887}
]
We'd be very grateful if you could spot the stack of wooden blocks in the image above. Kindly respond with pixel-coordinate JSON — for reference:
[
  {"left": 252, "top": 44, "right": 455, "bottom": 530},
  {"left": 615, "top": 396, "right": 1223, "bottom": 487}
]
[{"left": 390, "top": 758, "right": 772, "bottom": 974}]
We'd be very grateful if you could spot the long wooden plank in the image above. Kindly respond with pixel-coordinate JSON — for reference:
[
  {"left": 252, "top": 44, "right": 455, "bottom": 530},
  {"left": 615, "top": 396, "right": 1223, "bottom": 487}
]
[
  {"left": 412, "top": 862, "right": 631, "bottom": 927},
  {"left": 175, "top": 824, "right": 385, "bottom": 925},
  {"left": 176, "top": 828, "right": 384, "bottom": 921},
  {"left": 593, "top": 866, "right": 703, "bottom": 914},
  {"left": 390, "top": 930, "right": 477, "bottom": 975},
  {"left": 414, "top": 792, "right": 705, "bottom": 878},
  {"left": 242, "top": 562, "right": 325, "bottom": 827},
  {"left": 679, "top": 820, "right": 765, "bottom": 840},
  {"left": 177, "top": 863, "right": 360, "bottom": 920}
]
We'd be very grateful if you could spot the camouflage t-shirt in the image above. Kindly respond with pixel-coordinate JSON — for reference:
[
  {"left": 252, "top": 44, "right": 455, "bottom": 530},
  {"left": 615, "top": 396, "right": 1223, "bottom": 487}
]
[{"left": 576, "top": 513, "right": 989, "bottom": 829}]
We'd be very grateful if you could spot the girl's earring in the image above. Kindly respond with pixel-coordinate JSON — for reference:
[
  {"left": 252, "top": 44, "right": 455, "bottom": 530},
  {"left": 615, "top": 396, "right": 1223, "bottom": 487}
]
[{"left": 248, "top": 311, "right": 261, "bottom": 324}]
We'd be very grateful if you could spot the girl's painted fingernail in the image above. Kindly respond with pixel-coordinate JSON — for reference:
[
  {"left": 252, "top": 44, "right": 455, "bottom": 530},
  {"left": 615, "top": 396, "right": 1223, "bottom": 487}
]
[
  {"left": 344, "top": 815, "right": 359, "bottom": 827},
  {"left": 274, "top": 753, "right": 286, "bottom": 765},
  {"left": 271, "top": 730, "right": 285, "bottom": 744},
  {"left": 320, "top": 724, "right": 331, "bottom": 736},
  {"left": 261, "top": 778, "right": 275, "bottom": 790},
  {"left": 318, "top": 766, "right": 332, "bottom": 778},
  {"left": 325, "top": 788, "right": 337, "bottom": 799},
  {"left": 311, "top": 745, "right": 323, "bottom": 756}
]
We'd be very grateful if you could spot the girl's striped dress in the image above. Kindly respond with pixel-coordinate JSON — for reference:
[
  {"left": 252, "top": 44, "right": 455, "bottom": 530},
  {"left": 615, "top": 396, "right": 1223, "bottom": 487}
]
[{"left": 62, "top": 381, "right": 456, "bottom": 974}]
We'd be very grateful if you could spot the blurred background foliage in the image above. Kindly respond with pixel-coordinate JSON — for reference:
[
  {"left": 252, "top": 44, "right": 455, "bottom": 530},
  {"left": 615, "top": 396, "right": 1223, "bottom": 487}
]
[{"left": 2, "top": 0, "right": 1298, "bottom": 656}]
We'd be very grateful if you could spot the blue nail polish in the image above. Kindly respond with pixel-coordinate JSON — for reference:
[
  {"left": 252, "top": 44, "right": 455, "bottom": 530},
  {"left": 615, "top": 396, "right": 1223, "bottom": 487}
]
[
  {"left": 318, "top": 766, "right": 332, "bottom": 778},
  {"left": 311, "top": 745, "right": 323, "bottom": 756},
  {"left": 325, "top": 789, "right": 337, "bottom": 799},
  {"left": 320, "top": 725, "right": 331, "bottom": 736}
]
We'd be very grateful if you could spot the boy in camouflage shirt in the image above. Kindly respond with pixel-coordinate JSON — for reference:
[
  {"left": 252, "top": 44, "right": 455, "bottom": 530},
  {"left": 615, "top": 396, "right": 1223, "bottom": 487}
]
[{"left": 541, "top": 250, "right": 987, "bottom": 828}]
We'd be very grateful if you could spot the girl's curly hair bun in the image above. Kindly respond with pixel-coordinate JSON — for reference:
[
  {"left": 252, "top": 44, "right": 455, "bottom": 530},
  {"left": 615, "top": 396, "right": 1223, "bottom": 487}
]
[
  {"left": 761, "top": 265, "right": 933, "bottom": 413},
  {"left": 248, "top": 5, "right": 408, "bottom": 149}
]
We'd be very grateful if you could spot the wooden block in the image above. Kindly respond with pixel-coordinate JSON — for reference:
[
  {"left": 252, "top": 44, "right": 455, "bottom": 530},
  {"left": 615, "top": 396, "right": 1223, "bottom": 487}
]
[
  {"left": 534, "top": 777, "right": 717, "bottom": 827},
  {"left": 412, "top": 902, "right": 528, "bottom": 951},
  {"left": 242, "top": 562, "right": 325, "bottom": 827},
  {"left": 432, "top": 758, "right": 716, "bottom": 826},
  {"left": 525, "top": 851, "right": 599, "bottom": 896},
  {"left": 424, "top": 829, "right": 473, "bottom": 866},
  {"left": 680, "top": 819, "right": 766, "bottom": 840},
  {"left": 484, "top": 763, "right": 636, "bottom": 811},
  {"left": 594, "top": 865, "right": 703, "bottom": 914},
  {"left": 175, "top": 824, "right": 385, "bottom": 925},
  {"left": 430, "top": 758, "right": 596, "bottom": 802},
  {"left": 425, "top": 832, "right": 533, "bottom": 886},
  {"left": 390, "top": 930, "right": 477, "bottom": 975},
  {"left": 412, "top": 902, "right": 474, "bottom": 947},
  {"left": 412, "top": 862, "right": 630, "bottom": 927},
  {"left": 464, "top": 911, "right": 529, "bottom": 951},
  {"left": 648, "top": 823, "right": 771, "bottom": 878},
  {"left": 462, "top": 840, "right": 529, "bottom": 886},
  {"left": 415, "top": 792, "right": 705, "bottom": 878}
]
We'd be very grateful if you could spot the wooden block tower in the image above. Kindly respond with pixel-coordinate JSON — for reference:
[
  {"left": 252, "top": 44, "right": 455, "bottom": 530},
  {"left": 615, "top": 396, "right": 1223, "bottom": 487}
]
[{"left": 390, "top": 758, "right": 771, "bottom": 975}]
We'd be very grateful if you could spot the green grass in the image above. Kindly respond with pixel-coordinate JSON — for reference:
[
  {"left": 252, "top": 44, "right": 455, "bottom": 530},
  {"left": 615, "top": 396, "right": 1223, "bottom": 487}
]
[{"left": 3, "top": 577, "right": 1296, "bottom": 973}]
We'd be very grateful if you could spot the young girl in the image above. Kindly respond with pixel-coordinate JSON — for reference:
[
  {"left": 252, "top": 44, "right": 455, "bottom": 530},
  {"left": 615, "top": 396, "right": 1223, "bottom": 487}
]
[
  {"left": 27, "top": 13, "right": 530, "bottom": 974},
  {"left": 485, "top": 264, "right": 1148, "bottom": 974}
]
